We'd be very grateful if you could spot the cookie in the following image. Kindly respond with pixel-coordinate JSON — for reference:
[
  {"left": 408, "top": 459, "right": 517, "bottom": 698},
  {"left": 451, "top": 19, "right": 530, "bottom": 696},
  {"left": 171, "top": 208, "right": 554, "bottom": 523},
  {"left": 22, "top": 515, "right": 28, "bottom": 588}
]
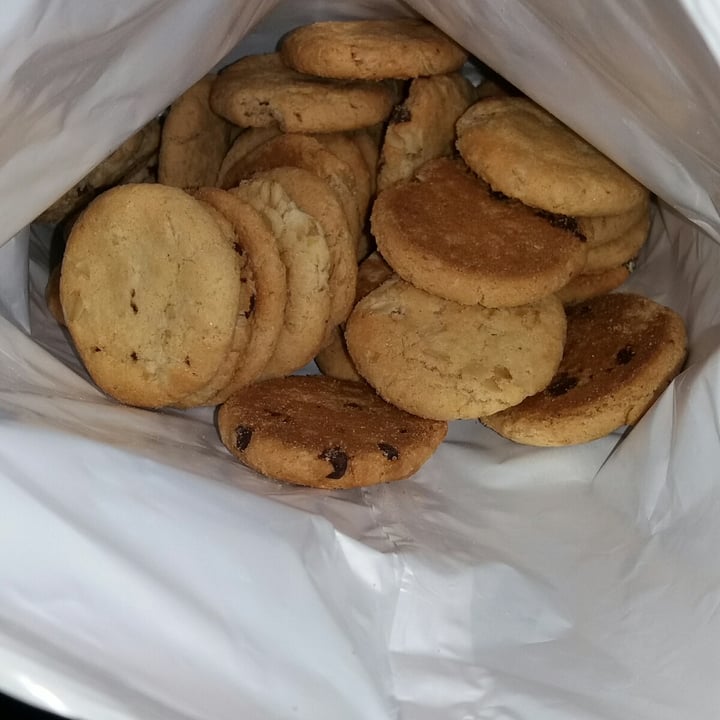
[
  {"left": 481, "top": 293, "right": 688, "bottom": 445},
  {"left": 351, "top": 127, "right": 381, "bottom": 196},
  {"left": 249, "top": 167, "right": 357, "bottom": 329},
  {"left": 456, "top": 97, "right": 647, "bottom": 216},
  {"left": 210, "top": 53, "right": 397, "bottom": 134},
  {"left": 371, "top": 158, "right": 587, "bottom": 307},
  {"left": 315, "top": 252, "right": 394, "bottom": 381},
  {"left": 185, "top": 188, "right": 288, "bottom": 400},
  {"left": 230, "top": 179, "right": 332, "bottom": 378},
  {"left": 217, "top": 375, "right": 448, "bottom": 489},
  {"left": 279, "top": 19, "right": 467, "bottom": 80},
  {"left": 60, "top": 184, "right": 242, "bottom": 408},
  {"left": 45, "top": 265, "right": 65, "bottom": 326},
  {"left": 576, "top": 197, "right": 650, "bottom": 247},
  {"left": 217, "top": 127, "right": 282, "bottom": 189},
  {"left": 345, "top": 277, "right": 567, "bottom": 420},
  {"left": 219, "top": 132, "right": 363, "bottom": 241},
  {"left": 583, "top": 214, "right": 650, "bottom": 274},
  {"left": 36, "top": 118, "right": 161, "bottom": 224},
  {"left": 158, "top": 75, "right": 234, "bottom": 188},
  {"left": 555, "top": 264, "right": 632, "bottom": 305},
  {"left": 377, "top": 73, "right": 476, "bottom": 191}
]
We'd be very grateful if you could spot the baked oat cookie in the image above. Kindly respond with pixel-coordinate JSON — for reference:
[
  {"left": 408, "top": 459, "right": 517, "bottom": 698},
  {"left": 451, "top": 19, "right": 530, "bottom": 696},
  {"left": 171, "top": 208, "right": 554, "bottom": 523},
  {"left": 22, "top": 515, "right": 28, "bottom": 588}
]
[
  {"left": 315, "top": 251, "right": 393, "bottom": 381},
  {"left": 217, "top": 127, "right": 282, "bottom": 189},
  {"left": 576, "top": 196, "right": 650, "bottom": 247},
  {"left": 60, "top": 184, "right": 242, "bottom": 408},
  {"left": 279, "top": 19, "right": 467, "bottom": 80},
  {"left": 249, "top": 167, "right": 357, "bottom": 329},
  {"left": 231, "top": 179, "right": 332, "bottom": 378},
  {"left": 377, "top": 72, "right": 476, "bottom": 191},
  {"left": 186, "top": 188, "right": 288, "bottom": 400},
  {"left": 371, "top": 158, "right": 587, "bottom": 307},
  {"left": 456, "top": 97, "right": 647, "bottom": 216},
  {"left": 158, "top": 75, "right": 234, "bottom": 188},
  {"left": 583, "top": 214, "right": 650, "bottom": 274},
  {"left": 481, "top": 293, "right": 688, "bottom": 445},
  {"left": 220, "top": 132, "right": 363, "bottom": 241},
  {"left": 345, "top": 277, "right": 567, "bottom": 420},
  {"left": 210, "top": 53, "right": 397, "bottom": 134},
  {"left": 555, "top": 264, "right": 632, "bottom": 306},
  {"left": 217, "top": 375, "right": 448, "bottom": 489},
  {"left": 36, "top": 118, "right": 161, "bottom": 224}
]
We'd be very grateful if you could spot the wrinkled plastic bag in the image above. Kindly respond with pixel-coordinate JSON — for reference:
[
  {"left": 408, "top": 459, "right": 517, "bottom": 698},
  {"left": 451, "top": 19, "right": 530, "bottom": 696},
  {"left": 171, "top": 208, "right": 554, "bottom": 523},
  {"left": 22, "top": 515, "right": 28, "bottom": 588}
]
[{"left": 2, "top": 2, "right": 720, "bottom": 719}]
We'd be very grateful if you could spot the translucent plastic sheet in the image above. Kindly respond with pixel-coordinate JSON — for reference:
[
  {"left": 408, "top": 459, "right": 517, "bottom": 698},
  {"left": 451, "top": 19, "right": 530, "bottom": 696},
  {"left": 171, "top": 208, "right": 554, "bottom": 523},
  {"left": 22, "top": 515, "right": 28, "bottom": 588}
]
[{"left": 1, "top": 2, "right": 720, "bottom": 719}]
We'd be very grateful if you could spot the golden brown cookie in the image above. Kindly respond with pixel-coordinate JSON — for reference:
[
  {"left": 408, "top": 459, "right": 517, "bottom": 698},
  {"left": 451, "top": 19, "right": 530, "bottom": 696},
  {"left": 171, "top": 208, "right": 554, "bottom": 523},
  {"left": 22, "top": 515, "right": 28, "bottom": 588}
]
[
  {"left": 216, "top": 127, "right": 282, "bottom": 189},
  {"left": 279, "top": 19, "right": 467, "bottom": 80},
  {"left": 371, "top": 158, "right": 587, "bottom": 307},
  {"left": 210, "top": 53, "right": 397, "bottom": 134},
  {"left": 351, "top": 127, "right": 381, "bottom": 197},
  {"left": 217, "top": 375, "right": 448, "bottom": 489},
  {"left": 481, "top": 293, "right": 688, "bottom": 445},
  {"left": 583, "top": 214, "right": 650, "bottom": 274},
  {"left": 158, "top": 75, "right": 235, "bottom": 188},
  {"left": 576, "top": 197, "right": 650, "bottom": 247},
  {"left": 345, "top": 277, "right": 567, "bottom": 420},
  {"left": 60, "top": 184, "right": 242, "bottom": 408},
  {"left": 36, "top": 118, "right": 161, "bottom": 224},
  {"left": 555, "top": 264, "right": 632, "bottom": 305},
  {"left": 45, "top": 265, "right": 65, "bottom": 326},
  {"left": 456, "top": 97, "right": 647, "bottom": 216},
  {"left": 377, "top": 72, "right": 476, "bottom": 191},
  {"left": 231, "top": 179, "right": 332, "bottom": 378}
]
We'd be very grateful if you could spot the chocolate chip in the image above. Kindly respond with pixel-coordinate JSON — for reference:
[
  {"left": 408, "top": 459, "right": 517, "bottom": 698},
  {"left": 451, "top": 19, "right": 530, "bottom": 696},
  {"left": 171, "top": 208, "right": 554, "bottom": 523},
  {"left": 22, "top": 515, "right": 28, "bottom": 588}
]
[
  {"left": 319, "top": 447, "right": 348, "bottom": 479},
  {"left": 130, "top": 301, "right": 138, "bottom": 314},
  {"left": 234, "top": 426, "right": 252, "bottom": 451},
  {"left": 93, "top": 346, "right": 102, "bottom": 353},
  {"left": 130, "top": 351, "right": 138, "bottom": 361},
  {"left": 131, "top": 289, "right": 136, "bottom": 298},
  {"left": 389, "top": 105, "right": 411, "bottom": 124},
  {"left": 378, "top": 442, "right": 399, "bottom": 461},
  {"left": 244, "top": 294, "right": 256, "bottom": 319},
  {"left": 616, "top": 345, "right": 635, "bottom": 365},
  {"left": 184, "top": 355, "right": 191, "bottom": 367},
  {"left": 534, "top": 209, "right": 585, "bottom": 240},
  {"left": 546, "top": 373, "right": 578, "bottom": 396}
]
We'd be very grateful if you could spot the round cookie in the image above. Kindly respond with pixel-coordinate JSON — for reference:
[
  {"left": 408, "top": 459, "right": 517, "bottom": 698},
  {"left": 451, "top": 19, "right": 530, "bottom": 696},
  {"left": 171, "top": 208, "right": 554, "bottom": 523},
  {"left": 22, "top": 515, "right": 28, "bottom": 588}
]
[
  {"left": 555, "top": 264, "right": 632, "bottom": 306},
  {"left": 481, "top": 293, "right": 688, "bottom": 446},
  {"left": 315, "top": 251, "right": 394, "bottom": 381},
  {"left": 371, "top": 158, "right": 587, "bottom": 307},
  {"left": 377, "top": 72, "right": 476, "bottom": 191},
  {"left": 584, "top": 214, "right": 650, "bottom": 274},
  {"left": 220, "top": 132, "right": 363, "bottom": 241},
  {"left": 230, "top": 179, "right": 331, "bottom": 378},
  {"left": 250, "top": 167, "right": 357, "bottom": 329},
  {"left": 345, "top": 277, "right": 567, "bottom": 420},
  {"left": 279, "top": 19, "right": 468, "bottom": 80},
  {"left": 210, "top": 53, "right": 397, "bottom": 134},
  {"left": 576, "top": 197, "right": 650, "bottom": 247},
  {"left": 456, "top": 97, "right": 647, "bottom": 216},
  {"left": 217, "top": 127, "right": 282, "bottom": 189},
  {"left": 60, "top": 184, "right": 242, "bottom": 408},
  {"left": 186, "top": 188, "right": 288, "bottom": 397},
  {"left": 217, "top": 375, "right": 448, "bottom": 489},
  {"left": 158, "top": 75, "right": 234, "bottom": 188}
]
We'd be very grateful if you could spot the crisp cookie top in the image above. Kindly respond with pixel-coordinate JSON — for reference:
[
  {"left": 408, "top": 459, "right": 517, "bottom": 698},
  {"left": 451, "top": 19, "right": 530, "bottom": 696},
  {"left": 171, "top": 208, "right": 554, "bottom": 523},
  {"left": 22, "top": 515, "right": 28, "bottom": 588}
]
[
  {"left": 456, "top": 97, "right": 647, "bottom": 216},
  {"left": 372, "top": 158, "right": 587, "bottom": 307},
  {"left": 280, "top": 19, "right": 467, "bottom": 80}
]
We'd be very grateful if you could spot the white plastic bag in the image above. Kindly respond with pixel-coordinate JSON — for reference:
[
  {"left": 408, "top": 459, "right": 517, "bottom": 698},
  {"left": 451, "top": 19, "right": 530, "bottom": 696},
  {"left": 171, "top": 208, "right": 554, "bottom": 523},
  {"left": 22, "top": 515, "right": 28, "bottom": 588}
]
[{"left": 2, "top": 2, "right": 720, "bottom": 719}]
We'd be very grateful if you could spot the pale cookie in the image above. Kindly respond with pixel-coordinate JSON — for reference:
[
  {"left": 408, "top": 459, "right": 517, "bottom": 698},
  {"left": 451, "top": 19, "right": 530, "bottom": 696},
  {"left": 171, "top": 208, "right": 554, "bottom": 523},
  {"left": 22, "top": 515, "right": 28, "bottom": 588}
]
[
  {"left": 216, "top": 127, "right": 282, "bottom": 189},
  {"left": 372, "top": 158, "right": 587, "bottom": 307},
  {"left": 345, "top": 277, "right": 567, "bottom": 420},
  {"left": 219, "top": 132, "right": 363, "bottom": 241},
  {"left": 186, "top": 188, "right": 288, "bottom": 402},
  {"left": 315, "top": 252, "right": 393, "bottom": 381},
  {"left": 210, "top": 53, "right": 397, "bottom": 134},
  {"left": 36, "top": 118, "right": 161, "bottom": 224},
  {"left": 556, "top": 265, "right": 632, "bottom": 306},
  {"left": 584, "top": 214, "right": 650, "bottom": 274},
  {"left": 279, "top": 19, "right": 467, "bottom": 80},
  {"left": 481, "top": 293, "right": 688, "bottom": 446},
  {"left": 250, "top": 167, "right": 357, "bottom": 328},
  {"left": 217, "top": 375, "right": 448, "bottom": 489},
  {"left": 456, "top": 97, "right": 647, "bottom": 216},
  {"left": 158, "top": 75, "right": 234, "bottom": 188},
  {"left": 576, "top": 196, "right": 650, "bottom": 247},
  {"left": 377, "top": 72, "right": 476, "bottom": 191},
  {"left": 231, "top": 179, "right": 331, "bottom": 378},
  {"left": 60, "top": 184, "right": 242, "bottom": 408}
]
